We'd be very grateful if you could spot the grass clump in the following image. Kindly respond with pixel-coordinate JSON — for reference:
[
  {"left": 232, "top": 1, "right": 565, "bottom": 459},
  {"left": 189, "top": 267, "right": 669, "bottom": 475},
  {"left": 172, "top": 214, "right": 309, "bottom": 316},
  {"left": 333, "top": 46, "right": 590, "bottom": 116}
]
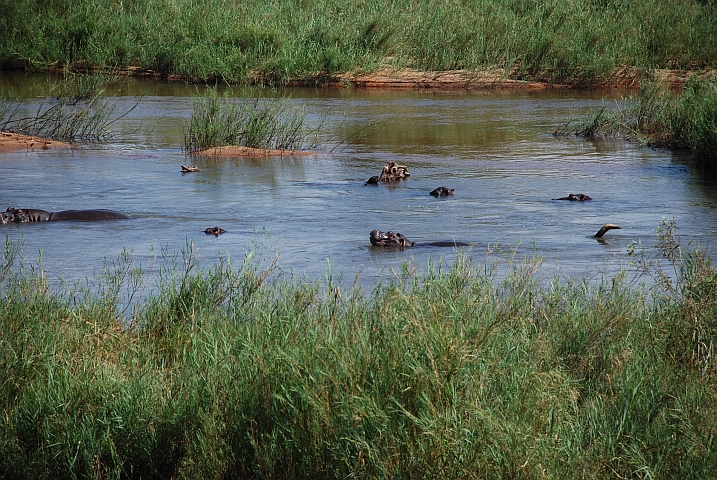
[
  {"left": 0, "top": 74, "right": 136, "bottom": 143},
  {"left": 555, "top": 76, "right": 717, "bottom": 166},
  {"left": 184, "top": 87, "right": 321, "bottom": 152},
  {"left": 1, "top": 225, "right": 716, "bottom": 479}
]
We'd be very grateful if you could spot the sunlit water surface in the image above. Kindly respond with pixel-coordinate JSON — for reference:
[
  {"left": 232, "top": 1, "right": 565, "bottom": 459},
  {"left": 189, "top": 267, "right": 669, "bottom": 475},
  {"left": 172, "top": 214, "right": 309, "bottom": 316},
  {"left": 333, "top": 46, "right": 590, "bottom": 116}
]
[{"left": 2, "top": 73, "right": 716, "bottom": 292}]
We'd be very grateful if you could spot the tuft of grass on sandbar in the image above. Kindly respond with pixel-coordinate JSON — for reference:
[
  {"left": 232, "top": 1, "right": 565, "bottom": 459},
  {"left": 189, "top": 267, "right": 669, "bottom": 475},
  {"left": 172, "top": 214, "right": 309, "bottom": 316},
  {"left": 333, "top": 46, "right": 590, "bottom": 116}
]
[
  {"left": 184, "top": 87, "right": 322, "bottom": 152},
  {"left": 0, "top": 223, "right": 716, "bottom": 479}
]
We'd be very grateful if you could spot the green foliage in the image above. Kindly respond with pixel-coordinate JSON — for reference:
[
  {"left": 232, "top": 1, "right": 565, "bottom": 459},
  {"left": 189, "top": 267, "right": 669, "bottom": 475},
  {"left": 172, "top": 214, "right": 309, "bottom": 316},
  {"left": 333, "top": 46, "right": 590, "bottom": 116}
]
[
  {"left": 185, "top": 87, "right": 321, "bottom": 151},
  {"left": 670, "top": 76, "right": 717, "bottom": 161},
  {"left": 0, "top": 74, "right": 136, "bottom": 143},
  {"left": 629, "top": 218, "right": 717, "bottom": 376},
  {"left": 2, "top": 0, "right": 717, "bottom": 84},
  {"left": 1, "top": 224, "right": 716, "bottom": 479},
  {"left": 555, "top": 76, "right": 717, "bottom": 165}
]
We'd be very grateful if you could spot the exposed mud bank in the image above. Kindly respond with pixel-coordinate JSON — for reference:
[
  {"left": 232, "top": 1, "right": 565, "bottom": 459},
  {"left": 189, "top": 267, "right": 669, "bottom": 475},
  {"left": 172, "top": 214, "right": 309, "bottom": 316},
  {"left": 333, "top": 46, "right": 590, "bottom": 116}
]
[
  {"left": 321, "top": 67, "right": 716, "bottom": 90},
  {"left": 191, "top": 145, "right": 319, "bottom": 158},
  {"left": 0, "top": 132, "right": 70, "bottom": 153},
  {"left": 45, "top": 64, "right": 715, "bottom": 90}
]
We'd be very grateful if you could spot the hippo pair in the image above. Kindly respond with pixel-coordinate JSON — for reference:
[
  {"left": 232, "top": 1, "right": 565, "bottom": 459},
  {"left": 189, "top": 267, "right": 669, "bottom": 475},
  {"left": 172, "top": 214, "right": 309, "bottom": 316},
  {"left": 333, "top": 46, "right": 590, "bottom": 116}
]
[{"left": 1, "top": 207, "right": 129, "bottom": 224}]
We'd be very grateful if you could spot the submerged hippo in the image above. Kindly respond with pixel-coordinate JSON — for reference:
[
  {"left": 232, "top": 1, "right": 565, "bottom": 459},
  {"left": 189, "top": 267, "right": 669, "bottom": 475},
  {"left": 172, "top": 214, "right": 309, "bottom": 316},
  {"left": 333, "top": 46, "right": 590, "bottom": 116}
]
[
  {"left": 370, "top": 229, "right": 416, "bottom": 248},
  {"left": 204, "top": 226, "right": 226, "bottom": 236},
  {"left": 365, "top": 162, "right": 411, "bottom": 184},
  {"left": 1, "top": 207, "right": 129, "bottom": 224},
  {"left": 370, "top": 229, "right": 470, "bottom": 249},
  {"left": 430, "top": 186, "right": 454, "bottom": 197},
  {"left": 379, "top": 161, "right": 410, "bottom": 182},
  {"left": 553, "top": 193, "right": 592, "bottom": 201},
  {"left": 594, "top": 223, "right": 621, "bottom": 238}
]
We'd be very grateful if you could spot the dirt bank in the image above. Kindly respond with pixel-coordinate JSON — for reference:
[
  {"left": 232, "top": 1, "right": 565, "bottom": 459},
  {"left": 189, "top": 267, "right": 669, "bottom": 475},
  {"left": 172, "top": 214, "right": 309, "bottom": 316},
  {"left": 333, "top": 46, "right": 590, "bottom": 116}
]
[
  {"left": 52, "top": 64, "right": 714, "bottom": 90},
  {"left": 0, "top": 132, "right": 71, "bottom": 153},
  {"left": 319, "top": 67, "right": 714, "bottom": 90},
  {"left": 191, "top": 145, "right": 319, "bottom": 157}
]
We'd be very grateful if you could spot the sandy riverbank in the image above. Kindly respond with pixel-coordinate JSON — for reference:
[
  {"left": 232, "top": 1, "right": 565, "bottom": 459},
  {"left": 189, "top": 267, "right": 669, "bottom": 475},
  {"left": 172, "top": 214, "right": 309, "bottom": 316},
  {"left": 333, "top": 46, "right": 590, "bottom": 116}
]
[{"left": 0, "top": 132, "right": 71, "bottom": 153}]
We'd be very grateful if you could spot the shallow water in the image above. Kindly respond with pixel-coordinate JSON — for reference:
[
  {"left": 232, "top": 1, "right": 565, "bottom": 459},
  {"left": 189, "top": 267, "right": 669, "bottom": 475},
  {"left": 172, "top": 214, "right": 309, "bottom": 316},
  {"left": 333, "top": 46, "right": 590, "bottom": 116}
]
[{"left": 1, "top": 73, "right": 715, "bottom": 290}]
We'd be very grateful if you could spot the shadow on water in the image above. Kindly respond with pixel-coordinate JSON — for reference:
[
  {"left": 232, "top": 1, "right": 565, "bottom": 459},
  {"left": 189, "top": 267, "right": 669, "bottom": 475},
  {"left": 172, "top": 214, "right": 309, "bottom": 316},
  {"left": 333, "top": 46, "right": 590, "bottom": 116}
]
[{"left": 1, "top": 72, "right": 716, "bottom": 290}]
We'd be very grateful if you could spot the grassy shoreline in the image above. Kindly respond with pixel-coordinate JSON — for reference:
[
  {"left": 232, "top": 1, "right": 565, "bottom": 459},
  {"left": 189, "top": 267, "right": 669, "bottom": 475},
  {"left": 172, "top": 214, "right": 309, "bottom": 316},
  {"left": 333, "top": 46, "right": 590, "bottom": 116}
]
[
  {"left": 0, "top": 74, "right": 138, "bottom": 144},
  {"left": 555, "top": 76, "right": 717, "bottom": 165},
  {"left": 1, "top": 225, "right": 716, "bottom": 479},
  {"left": 2, "top": 0, "right": 717, "bottom": 87}
]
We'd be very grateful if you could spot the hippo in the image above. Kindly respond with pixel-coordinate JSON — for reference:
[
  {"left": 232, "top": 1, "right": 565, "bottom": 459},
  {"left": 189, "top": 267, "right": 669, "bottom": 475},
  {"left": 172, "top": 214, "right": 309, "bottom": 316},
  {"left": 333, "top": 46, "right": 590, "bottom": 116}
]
[
  {"left": 365, "top": 161, "right": 411, "bottom": 184},
  {"left": 1, "top": 207, "right": 129, "bottom": 224},
  {"left": 370, "top": 229, "right": 416, "bottom": 248},
  {"left": 430, "top": 186, "right": 454, "bottom": 197},
  {"left": 370, "top": 229, "right": 470, "bottom": 249},
  {"left": 553, "top": 193, "right": 592, "bottom": 201},
  {"left": 594, "top": 223, "right": 621, "bottom": 238},
  {"left": 204, "top": 226, "right": 226, "bottom": 236},
  {"left": 380, "top": 162, "right": 410, "bottom": 182}
]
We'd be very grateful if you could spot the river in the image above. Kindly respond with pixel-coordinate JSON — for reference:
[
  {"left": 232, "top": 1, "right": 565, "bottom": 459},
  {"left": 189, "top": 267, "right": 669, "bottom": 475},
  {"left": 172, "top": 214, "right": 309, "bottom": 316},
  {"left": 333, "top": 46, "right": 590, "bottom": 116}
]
[{"left": 1, "top": 73, "right": 715, "bottom": 290}]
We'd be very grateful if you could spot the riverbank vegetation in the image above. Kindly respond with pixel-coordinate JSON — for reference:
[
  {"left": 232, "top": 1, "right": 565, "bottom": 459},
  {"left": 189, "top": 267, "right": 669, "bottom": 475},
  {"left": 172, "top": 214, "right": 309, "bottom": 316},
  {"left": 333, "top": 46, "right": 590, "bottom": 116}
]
[
  {"left": 0, "top": 74, "right": 136, "bottom": 143},
  {"left": 1, "top": 224, "right": 716, "bottom": 479},
  {"left": 185, "top": 88, "right": 320, "bottom": 152},
  {"left": 555, "top": 76, "right": 717, "bottom": 166},
  {"left": 2, "top": 0, "right": 716, "bottom": 86}
]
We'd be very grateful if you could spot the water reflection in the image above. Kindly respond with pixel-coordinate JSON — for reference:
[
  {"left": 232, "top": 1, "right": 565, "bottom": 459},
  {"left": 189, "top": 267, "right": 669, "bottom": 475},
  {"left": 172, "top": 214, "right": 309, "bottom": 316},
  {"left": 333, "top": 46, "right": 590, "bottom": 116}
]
[{"left": 1, "top": 72, "right": 714, "bottom": 290}]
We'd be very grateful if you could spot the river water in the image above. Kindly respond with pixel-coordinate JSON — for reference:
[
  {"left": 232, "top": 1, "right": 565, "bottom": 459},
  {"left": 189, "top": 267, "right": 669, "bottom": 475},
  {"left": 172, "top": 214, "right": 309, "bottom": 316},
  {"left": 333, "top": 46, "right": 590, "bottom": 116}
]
[{"left": 2, "top": 73, "right": 715, "bottom": 290}]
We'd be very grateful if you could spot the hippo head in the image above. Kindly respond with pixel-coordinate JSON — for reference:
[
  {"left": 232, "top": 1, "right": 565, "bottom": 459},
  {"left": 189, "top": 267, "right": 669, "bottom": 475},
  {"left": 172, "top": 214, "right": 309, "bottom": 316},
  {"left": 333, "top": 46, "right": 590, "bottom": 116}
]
[
  {"left": 378, "top": 162, "right": 410, "bottom": 182},
  {"left": 430, "top": 187, "right": 455, "bottom": 197},
  {"left": 370, "top": 229, "right": 416, "bottom": 248},
  {"left": 553, "top": 193, "right": 592, "bottom": 201},
  {"left": 567, "top": 193, "right": 592, "bottom": 201},
  {"left": 204, "top": 226, "right": 226, "bottom": 236},
  {"left": 1, "top": 208, "right": 29, "bottom": 224}
]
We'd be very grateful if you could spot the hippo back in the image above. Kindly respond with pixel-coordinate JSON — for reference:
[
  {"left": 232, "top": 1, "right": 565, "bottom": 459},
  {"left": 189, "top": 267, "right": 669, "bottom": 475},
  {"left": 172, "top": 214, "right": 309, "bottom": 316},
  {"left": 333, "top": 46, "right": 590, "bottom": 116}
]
[{"left": 48, "top": 209, "right": 130, "bottom": 221}]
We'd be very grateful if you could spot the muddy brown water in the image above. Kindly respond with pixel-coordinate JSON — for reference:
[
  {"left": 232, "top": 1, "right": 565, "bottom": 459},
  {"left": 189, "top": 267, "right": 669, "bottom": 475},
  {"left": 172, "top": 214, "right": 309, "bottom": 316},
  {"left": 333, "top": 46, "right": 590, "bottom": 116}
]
[{"left": 2, "top": 73, "right": 715, "bottom": 291}]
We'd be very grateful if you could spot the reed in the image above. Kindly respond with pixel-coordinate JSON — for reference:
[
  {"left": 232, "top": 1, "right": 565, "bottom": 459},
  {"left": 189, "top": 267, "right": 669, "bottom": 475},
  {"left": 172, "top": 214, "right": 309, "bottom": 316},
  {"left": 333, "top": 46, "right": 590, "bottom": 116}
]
[
  {"left": 1, "top": 224, "right": 716, "bottom": 479},
  {"left": 2, "top": 0, "right": 716, "bottom": 85},
  {"left": 184, "top": 87, "right": 321, "bottom": 152},
  {"left": 554, "top": 76, "right": 717, "bottom": 165},
  {"left": 0, "top": 74, "right": 136, "bottom": 143}
]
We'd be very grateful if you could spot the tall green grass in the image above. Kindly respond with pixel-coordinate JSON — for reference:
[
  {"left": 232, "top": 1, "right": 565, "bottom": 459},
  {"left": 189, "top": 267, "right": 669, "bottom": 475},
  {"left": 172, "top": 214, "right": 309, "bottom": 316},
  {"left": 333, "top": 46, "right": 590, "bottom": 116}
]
[
  {"left": 0, "top": 74, "right": 136, "bottom": 143},
  {"left": 1, "top": 225, "right": 716, "bottom": 479},
  {"left": 2, "top": 0, "right": 716, "bottom": 85},
  {"left": 555, "top": 76, "right": 717, "bottom": 165},
  {"left": 184, "top": 87, "right": 321, "bottom": 152}
]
